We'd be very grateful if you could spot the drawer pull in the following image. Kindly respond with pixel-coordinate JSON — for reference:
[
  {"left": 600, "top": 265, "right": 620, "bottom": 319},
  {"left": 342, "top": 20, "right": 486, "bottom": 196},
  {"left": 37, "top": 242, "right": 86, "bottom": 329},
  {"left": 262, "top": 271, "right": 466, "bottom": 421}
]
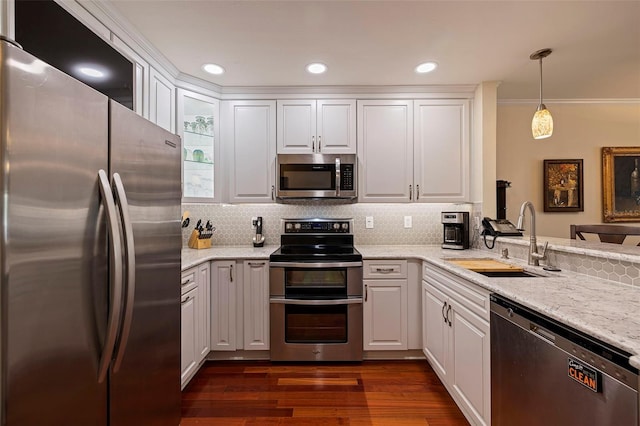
[
  {"left": 248, "top": 261, "right": 266, "bottom": 266},
  {"left": 181, "top": 296, "right": 191, "bottom": 304},
  {"left": 181, "top": 277, "right": 193, "bottom": 286},
  {"left": 375, "top": 267, "right": 396, "bottom": 273}
]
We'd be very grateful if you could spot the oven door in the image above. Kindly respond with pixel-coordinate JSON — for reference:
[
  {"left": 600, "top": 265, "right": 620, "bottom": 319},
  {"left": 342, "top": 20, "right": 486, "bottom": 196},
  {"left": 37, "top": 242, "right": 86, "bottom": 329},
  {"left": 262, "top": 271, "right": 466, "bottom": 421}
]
[
  {"left": 269, "top": 297, "right": 363, "bottom": 361},
  {"left": 269, "top": 263, "right": 363, "bottom": 361}
]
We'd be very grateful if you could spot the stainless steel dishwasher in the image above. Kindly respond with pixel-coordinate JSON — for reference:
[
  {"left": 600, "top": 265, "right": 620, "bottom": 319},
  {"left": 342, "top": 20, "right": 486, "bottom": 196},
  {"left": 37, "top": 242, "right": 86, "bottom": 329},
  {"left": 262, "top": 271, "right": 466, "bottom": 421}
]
[{"left": 491, "top": 294, "right": 638, "bottom": 425}]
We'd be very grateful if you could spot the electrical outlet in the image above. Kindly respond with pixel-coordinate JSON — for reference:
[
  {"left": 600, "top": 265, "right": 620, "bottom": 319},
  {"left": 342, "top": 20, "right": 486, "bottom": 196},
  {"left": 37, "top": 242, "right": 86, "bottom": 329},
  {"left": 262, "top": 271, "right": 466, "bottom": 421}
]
[
  {"left": 365, "top": 216, "right": 374, "bottom": 229},
  {"left": 474, "top": 216, "right": 481, "bottom": 230},
  {"left": 251, "top": 216, "right": 257, "bottom": 229},
  {"left": 404, "top": 215, "right": 412, "bottom": 228}
]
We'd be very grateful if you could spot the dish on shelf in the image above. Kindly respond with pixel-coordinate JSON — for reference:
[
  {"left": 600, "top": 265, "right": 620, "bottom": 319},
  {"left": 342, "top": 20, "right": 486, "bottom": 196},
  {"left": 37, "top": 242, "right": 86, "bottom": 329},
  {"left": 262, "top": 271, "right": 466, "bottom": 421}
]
[{"left": 193, "top": 149, "right": 205, "bottom": 162}]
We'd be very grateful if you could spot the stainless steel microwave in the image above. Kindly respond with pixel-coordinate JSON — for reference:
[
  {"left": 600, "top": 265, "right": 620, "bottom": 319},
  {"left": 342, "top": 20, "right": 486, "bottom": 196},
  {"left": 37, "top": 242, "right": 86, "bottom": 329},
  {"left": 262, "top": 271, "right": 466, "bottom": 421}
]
[{"left": 276, "top": 154, "right": 357, "bottom": 200}]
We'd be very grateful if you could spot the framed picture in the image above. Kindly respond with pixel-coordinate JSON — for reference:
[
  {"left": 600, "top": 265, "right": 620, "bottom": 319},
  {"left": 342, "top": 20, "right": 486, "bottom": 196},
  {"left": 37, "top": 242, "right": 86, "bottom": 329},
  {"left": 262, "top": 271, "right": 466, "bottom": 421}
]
[
  {"left": 602, "top": 146, "right": 640, "bottom": 222},
  {"left": 543, "top": 159, "right": 584, "bottom": 212}
]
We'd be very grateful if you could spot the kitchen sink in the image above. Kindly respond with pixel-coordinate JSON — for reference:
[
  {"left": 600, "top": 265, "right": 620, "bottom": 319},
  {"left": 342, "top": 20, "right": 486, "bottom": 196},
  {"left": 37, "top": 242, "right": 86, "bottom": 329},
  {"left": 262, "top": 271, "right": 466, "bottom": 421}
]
[{"left": 475, "top": 270, "right": 541, "bottom": 278}]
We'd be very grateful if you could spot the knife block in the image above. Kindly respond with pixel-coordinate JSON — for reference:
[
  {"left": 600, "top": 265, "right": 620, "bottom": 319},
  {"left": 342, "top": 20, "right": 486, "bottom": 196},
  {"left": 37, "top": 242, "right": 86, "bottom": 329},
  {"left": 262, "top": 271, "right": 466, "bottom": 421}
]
[{"left": 188, "top": 229, "right": 212, "bottom": 249}]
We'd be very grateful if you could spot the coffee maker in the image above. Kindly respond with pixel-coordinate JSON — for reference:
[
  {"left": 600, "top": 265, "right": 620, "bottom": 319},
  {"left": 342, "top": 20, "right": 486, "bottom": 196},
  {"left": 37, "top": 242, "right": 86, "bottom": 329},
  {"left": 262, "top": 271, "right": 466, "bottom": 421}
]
[{"left": 441, "top": 212, "right": 469, "bottom": 250}]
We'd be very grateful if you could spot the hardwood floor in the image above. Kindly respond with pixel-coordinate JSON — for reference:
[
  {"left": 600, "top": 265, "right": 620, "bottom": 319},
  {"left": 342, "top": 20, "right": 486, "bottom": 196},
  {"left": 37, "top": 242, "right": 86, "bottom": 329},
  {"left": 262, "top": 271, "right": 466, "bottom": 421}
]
[{"left": 181, "top": 360, "right": 469, "bottom": 425}]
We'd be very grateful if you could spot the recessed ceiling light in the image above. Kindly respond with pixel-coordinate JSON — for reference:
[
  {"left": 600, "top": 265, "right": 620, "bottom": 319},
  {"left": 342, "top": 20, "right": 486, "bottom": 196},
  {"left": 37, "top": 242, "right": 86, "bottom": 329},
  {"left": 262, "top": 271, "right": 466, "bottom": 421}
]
[
  {"left": 202, "top": 63, "right": 225, "bottom": 75},
  {"left": 306, "top": 63, "right": 327, "bottom": 74},
  {"left": 415, "top": 62, "right": 438, "bottom": 74}
]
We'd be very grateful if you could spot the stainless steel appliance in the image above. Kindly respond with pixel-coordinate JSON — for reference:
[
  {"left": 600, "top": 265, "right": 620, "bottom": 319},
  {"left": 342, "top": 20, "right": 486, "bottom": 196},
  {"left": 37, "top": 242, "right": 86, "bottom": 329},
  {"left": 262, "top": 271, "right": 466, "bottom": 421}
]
[
  {"left": 491, "top": 294, "right": 638, "bottom": 426},
  {"left": 441, "top": 211, "right": 469, "bottom": 249},
  {"left": 0, "top": 38, "right": 181, "bottom": 425},
  {"left": 276, "top": 154, "right": 357, "bottom": 200},
  {"left": 269, "top": 218, "right": 363, "bottom": 361}
]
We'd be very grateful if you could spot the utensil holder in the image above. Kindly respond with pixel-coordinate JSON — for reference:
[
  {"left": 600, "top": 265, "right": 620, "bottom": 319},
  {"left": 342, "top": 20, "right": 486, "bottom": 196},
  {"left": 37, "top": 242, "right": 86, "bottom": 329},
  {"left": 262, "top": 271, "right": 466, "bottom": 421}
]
[{"left": 188, "top": 229, "right": 212, "bottom": 249}]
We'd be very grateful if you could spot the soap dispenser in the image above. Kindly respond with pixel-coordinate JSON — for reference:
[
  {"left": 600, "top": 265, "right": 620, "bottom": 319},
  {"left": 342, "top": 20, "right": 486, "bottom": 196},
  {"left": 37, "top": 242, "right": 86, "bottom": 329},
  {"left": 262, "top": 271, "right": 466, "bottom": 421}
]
[{"left": 252, "top": 216, "right": 265, "bottom": 247}]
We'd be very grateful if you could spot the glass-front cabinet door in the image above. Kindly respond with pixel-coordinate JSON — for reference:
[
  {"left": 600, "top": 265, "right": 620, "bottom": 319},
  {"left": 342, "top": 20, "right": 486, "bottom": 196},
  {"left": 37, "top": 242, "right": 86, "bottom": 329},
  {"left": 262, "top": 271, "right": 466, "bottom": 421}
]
[{"left": 178, "top": 89, "right": 220, "bottom": 202}]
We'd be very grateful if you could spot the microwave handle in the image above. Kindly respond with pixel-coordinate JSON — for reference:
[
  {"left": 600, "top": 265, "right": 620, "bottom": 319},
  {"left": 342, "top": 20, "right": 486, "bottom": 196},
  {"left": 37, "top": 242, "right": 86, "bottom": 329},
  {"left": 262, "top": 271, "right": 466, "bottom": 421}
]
[{"left": 335, "top": 157, "right": 341, "bottom": 197}]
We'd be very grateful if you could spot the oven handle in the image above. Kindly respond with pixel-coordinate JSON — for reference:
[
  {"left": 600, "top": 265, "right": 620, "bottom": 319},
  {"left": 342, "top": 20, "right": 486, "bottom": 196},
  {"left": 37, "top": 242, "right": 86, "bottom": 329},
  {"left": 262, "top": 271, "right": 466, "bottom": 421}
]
[
  {"left": 269, "top": 261, "right": 362, "bottom": 268},
  {"left": 269, "top": 297, "right": 363, "bottom": 305}
]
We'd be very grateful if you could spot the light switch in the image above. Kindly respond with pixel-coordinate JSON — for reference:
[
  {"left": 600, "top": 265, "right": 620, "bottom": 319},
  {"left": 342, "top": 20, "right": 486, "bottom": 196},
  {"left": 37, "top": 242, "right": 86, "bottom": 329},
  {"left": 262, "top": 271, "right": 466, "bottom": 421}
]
[
  {"left": 365, "top": 216, "right": 374, "bottom": 229},
  {"left": 404, "top": 216, "right": 412, "bottom": 228}
]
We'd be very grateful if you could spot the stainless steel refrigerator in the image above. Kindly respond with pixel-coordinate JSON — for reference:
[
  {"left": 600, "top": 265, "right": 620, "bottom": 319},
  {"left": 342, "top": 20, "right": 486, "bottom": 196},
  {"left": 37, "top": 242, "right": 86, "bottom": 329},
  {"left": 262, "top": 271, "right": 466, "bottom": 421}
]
[{"left": 0, "top": 38, "right": 182, "bottom": 425}]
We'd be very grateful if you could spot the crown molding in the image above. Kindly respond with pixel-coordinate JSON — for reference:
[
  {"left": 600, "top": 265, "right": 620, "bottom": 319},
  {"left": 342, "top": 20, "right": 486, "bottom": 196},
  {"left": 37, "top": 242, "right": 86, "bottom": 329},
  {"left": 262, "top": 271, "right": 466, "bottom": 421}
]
[
  {"left": 499, "top": 98, "right": 640, "bottom": 105},
  {"left": 214, "top": 84, "right": 477, "bottom": 100},
  {"left": 175, "top": 72, "right": 222, "bottom": 97}
]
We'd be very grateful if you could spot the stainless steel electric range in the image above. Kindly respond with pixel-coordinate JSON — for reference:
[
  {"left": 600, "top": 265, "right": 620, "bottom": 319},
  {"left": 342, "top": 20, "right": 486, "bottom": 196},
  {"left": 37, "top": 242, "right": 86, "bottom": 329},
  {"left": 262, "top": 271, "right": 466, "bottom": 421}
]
[{"left": 269, "top": 218, "right": 363, "bottom": 362}]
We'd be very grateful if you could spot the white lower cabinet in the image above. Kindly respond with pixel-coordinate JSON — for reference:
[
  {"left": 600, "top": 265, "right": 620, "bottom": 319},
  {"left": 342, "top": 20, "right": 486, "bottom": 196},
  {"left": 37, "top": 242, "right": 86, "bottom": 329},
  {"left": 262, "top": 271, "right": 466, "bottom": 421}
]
[
  {"left": 422, "top": 263, "right": 490, "bottom": 426},
  {"left": 211, "top": 259, "right": 271, "bottom": 353},
  {"left": 243, "top": 260, "right": 270, "bottom": 350},
  {"left": 181, "top": 262, "right": 211, "bottom": 389},
  {"left": 196, "top": 262, "right": 211, "bottom": 359},
  {"left": 363, "top": 260, "right": 408, "bottom": 350},
  {"left": 211, "top": 260, "right": 237, "bottom": 351},
  {"left": 180, "top": 286, "right": 198, "bottom": 388}
]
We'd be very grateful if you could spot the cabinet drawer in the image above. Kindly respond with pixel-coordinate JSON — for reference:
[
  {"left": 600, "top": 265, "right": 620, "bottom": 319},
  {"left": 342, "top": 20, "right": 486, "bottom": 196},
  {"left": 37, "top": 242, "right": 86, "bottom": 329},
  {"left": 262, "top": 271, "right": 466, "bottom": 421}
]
[
  {"left": 363, "top": 260, "right": 408, "bottom": 279},
  {"left": 181, "top": 267, "right": 197, "bottom": 294},
  {"left": 422, "top": 262, "right": 490, "bottom": 320}
]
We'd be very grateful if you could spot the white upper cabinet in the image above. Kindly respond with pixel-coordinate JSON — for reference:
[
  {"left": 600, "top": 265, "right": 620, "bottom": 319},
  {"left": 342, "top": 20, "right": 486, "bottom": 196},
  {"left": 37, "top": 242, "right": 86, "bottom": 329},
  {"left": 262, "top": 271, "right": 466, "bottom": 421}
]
[
  {"left": 357, "top": 100, "right": 414, "bottom": 202},
  {"left": 149, "top": 67, "right": 175, "bottom": 133},
  {"left": 277, "top": 99, "right": 356, "bottom": 154},
  {"left": 414, "top": 100, "right": 470, "bottom": 202},
  {"left": 358, "top": 99, "right": 470, "bottom": 203},
  {"left": 178, "top": 89, "right": 220, "bottom": 202},
  {"left": 111, "top": 34, "right": 149, "bottom": 119},
  {"left": 222, "top": 100, "right": 277, "bottom": 203}
]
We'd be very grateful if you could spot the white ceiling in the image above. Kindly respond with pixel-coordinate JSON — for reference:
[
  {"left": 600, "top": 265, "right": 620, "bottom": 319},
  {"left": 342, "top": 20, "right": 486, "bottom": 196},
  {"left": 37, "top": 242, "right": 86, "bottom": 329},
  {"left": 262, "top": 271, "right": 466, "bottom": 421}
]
[{"left": 108, "top": 0, "right": 640, "bottom": 100}]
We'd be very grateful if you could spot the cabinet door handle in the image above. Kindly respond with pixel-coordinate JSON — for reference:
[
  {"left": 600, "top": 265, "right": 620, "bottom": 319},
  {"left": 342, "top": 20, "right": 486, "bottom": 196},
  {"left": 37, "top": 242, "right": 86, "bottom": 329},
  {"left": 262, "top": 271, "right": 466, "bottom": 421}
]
[
  {"left": 416, "top": 184, "right": 420, "bottom": 200},
  {"left": 181, "top": 296, "right": 191, "bottom": 304},
  {"left": 230, "top": 264, "right": 233, "bottom": 282},
  {"left": 375, "top": 267, "right": 395, "bottom": 273},
  {"left": 442, "top": 301, "right": 447, "bottom": 323},
  {"left": 446, "top": 304, "right": 452, "bottom": 327},
  {"left": 248, "top": 261, "right": 266, "bottom": 266},
  {"left": 365, "top": 284, "right": 368, "bottom": 302},
  {"left": 409, "top": 185, "right": 412, "bottom": 201},
  {"left": 271, "top": 185, "right": 275, "bottom": 200},
  {"left": 318, "top": 135, "right": 321, "bottom": 152},
  {"left": 312, "top": 136, "right": 315, "bottom": 151}
]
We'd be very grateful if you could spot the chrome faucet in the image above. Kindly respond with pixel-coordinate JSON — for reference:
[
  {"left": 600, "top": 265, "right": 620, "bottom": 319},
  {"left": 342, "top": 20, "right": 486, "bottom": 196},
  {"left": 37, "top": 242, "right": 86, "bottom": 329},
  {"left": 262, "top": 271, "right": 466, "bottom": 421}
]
[{"left": 516, "top": 201, "right": 548, "bottom": 266}]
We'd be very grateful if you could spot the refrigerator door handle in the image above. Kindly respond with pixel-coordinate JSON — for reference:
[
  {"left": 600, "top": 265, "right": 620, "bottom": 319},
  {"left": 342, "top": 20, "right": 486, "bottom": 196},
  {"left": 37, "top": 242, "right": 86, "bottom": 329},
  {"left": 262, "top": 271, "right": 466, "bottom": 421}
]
[
  {"left": 97, "top": 170, "right": 124, "bottom": 383},
  {"left": 111, "top": 172, "right": 136, "bottom": 373}
]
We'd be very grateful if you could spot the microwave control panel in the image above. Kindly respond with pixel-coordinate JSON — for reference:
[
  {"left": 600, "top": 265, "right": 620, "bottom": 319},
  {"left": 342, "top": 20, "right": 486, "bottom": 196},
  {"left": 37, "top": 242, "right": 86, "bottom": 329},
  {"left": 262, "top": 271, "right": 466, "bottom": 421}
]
[{"left": 341, "top": 164, "right": 354, "bottom": 190}]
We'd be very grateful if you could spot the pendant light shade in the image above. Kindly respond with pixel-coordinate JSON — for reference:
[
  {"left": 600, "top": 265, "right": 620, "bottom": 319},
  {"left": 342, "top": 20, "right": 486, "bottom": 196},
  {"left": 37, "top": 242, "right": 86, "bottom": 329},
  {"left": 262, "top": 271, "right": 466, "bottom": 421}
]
[
  {"left": 532, "top": 105, "right": 553, "bottom": 139},
  {"left": 530, "top": 48, "right": 553, "bottom": 139}
]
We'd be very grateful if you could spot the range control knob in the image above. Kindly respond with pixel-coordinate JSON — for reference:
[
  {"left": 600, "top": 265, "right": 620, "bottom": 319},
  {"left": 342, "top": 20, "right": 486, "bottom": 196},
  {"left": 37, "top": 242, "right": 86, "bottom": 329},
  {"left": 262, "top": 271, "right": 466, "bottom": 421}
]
[
  {"left": 285, "top": 223, "right": 292, "bottom": 230},
  {"left": 341, "top": 223, "right": 349, "bottom": 230},
  {"left": 294, "top": 223, "right": 301, "bottom": 230},
  {"left": 333, "top": 223, "right": 340, "bottom": 230}
]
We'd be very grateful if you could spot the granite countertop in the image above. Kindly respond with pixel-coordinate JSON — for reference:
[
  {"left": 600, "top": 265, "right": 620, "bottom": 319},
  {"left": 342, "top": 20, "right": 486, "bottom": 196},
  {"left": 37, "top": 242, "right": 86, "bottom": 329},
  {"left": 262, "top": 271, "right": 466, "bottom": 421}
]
[
  {"left": 181, "top": 243, "right": 640, "bottom": 370},
  {"left": 357, "top": 245, "right": 640, "bottom": 370},
  {"left": 497, "top": 234, "right": 640, "bottom": 263},
  {"left": 181, "top": 245, "right": 278, "bottom": 270}
]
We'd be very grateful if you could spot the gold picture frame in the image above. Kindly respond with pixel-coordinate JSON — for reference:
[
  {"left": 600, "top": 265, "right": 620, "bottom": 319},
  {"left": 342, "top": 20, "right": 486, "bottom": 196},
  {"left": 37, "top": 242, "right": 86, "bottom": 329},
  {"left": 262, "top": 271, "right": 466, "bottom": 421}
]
[
  {"left": 602, "top": 146, "right": 640, "bottom": 222},
  {"left": 543, "top": 159, "right": 584, "bottom": 212}
]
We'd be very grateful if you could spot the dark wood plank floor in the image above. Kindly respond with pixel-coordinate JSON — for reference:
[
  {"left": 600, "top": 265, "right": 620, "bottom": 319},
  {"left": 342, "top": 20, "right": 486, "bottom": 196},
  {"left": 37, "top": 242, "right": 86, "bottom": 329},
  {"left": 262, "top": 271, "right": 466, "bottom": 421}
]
[{"left": 181, "top": 360, "right": 469, "bottom": 425}]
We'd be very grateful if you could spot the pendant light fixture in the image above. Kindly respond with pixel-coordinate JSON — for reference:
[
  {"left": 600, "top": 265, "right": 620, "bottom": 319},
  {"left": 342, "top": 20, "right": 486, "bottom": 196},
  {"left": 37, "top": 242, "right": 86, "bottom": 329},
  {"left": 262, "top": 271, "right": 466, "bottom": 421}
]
[{"left": 530, "top": 48, "right": 553, "bottom": 139}]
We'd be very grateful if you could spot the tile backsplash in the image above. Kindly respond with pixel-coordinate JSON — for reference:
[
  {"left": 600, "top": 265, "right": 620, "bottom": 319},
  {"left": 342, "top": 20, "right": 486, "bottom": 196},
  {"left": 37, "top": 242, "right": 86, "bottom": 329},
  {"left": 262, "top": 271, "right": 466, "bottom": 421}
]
[{"left": 182, "top": 202, "right": 478, "bottom": 247}]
